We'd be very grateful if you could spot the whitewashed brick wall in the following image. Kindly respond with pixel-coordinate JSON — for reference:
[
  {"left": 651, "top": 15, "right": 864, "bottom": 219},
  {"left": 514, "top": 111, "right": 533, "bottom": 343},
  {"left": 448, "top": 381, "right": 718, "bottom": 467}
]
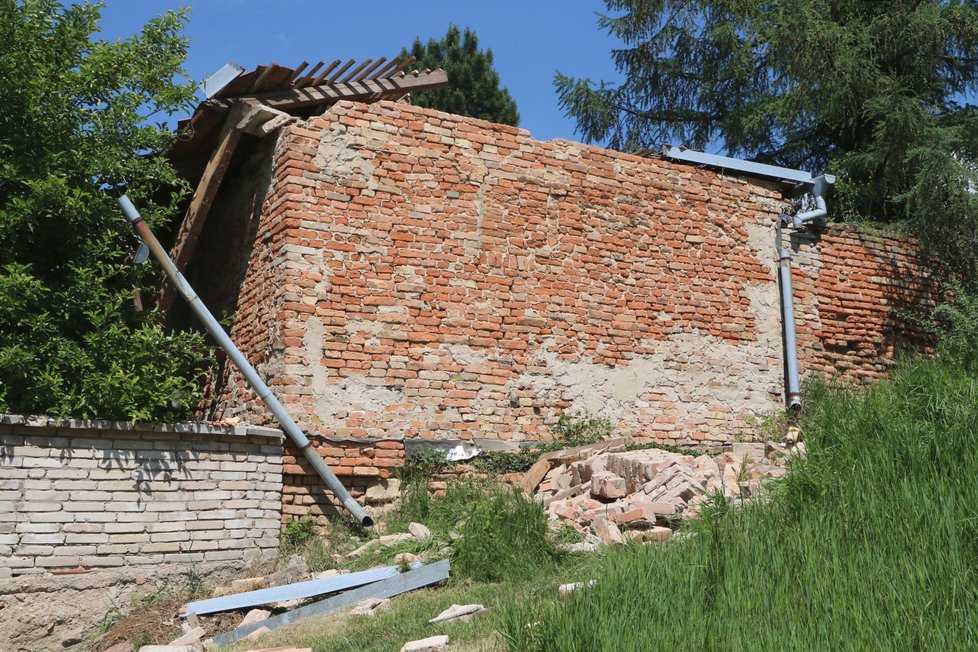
[{"left": 0, "top": 414, "right": 283, "bottom": 577}]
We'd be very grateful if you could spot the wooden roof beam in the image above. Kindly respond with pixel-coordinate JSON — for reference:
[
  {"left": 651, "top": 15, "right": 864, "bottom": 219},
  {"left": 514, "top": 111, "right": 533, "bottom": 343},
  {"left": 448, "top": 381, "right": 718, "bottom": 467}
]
[
  {"left": 221, "top": 69, "right": 448, "bottom": 111},
  {"left": 159, "top": 100, "right": 254, "bottom": 312}
]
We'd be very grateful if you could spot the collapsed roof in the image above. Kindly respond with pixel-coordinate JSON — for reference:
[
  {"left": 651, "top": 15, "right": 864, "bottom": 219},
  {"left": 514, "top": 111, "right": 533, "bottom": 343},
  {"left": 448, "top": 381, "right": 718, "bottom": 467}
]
[{"left": 161, "top": 56, "right": 448, "bottom": 311}]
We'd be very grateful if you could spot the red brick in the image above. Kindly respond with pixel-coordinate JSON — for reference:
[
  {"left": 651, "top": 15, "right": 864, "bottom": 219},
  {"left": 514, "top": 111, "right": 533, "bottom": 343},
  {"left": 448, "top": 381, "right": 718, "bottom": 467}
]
[{"left": 205, "top": 99, "right": 934, "bottom": 523}]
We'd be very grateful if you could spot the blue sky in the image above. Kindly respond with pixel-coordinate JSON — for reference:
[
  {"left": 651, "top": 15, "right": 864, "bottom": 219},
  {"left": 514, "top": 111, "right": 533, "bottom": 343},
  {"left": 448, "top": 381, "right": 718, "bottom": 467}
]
[{"left": 95, "top": 1, "right": 624, "bottom": 144}]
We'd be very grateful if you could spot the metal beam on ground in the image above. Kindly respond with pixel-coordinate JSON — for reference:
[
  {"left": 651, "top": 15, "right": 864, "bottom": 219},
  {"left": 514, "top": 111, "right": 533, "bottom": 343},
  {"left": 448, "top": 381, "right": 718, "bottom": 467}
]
[
  {"left": 185, "top": 563, "right": 415, "bottom": 616},
  {"left": 212, "top": 560, "right": 451, "bottom": 646}
]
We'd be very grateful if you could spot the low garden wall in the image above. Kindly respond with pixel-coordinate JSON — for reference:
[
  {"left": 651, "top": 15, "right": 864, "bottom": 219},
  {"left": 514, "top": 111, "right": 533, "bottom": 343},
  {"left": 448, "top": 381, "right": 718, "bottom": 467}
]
[
  {"left": 0, "top": 413, "right": 285, "bottom": 649},
  {"left": 0, "top": 414, "right": 284, "bottom": 576}
]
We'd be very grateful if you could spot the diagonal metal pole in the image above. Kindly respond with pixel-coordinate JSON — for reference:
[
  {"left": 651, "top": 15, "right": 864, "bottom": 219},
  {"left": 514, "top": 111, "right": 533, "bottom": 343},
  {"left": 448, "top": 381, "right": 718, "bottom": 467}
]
[{"left": 117, "top": 195, "right": 372, "bottom": 527}]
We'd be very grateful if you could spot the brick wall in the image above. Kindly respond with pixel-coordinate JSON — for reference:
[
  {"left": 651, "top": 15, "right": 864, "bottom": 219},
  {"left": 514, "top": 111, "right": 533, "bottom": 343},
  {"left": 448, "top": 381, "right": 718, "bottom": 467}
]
[
  {"left": 789, "top": 227, "right": 935, "bottom": 382},
  {"left": 199, "top": 100, "right": 932, "bottom": 513},
  {"left": 0, "top": 414, "right": 283, "bottom": 577},
  {"left": 281, "top": 437, "right": 404, "bottom": 524}
]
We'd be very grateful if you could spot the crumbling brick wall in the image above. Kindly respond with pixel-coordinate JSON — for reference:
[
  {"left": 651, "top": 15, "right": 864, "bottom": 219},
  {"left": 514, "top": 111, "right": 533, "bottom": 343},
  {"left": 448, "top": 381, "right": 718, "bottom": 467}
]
[
  {"left": 789, "top": 227, "right": 934, "bottom": 382},
  {"left": 201, "top": 100, "right": 931, "bottom": 518}
]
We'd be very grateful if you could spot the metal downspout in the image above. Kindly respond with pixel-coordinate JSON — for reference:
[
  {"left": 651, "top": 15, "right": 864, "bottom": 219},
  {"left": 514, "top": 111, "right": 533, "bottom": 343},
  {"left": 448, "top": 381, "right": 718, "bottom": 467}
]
[
  {"left": 777, "top": 220, "right": 802, "bottom": 410},
  {"left": 117, "top": 195, "right": 373, "bottom": 527},
  {"left": 659, "top": 144, "right": 835, "bottom": 412},
  {"left": 777, "top": 175, "right": 830, "bottom": 410}
]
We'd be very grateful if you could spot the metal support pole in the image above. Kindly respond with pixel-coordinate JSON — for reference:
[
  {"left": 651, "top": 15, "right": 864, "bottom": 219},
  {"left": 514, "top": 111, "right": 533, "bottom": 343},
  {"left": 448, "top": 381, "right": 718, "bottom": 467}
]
[{"left": 117, "top": 195, "right": 372, "bottom": 527}]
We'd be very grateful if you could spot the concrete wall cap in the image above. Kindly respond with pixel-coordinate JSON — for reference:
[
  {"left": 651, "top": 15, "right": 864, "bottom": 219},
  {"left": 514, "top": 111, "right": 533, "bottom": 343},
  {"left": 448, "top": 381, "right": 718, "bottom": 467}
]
[{"left": 0, "top": 413, "right": 284, "bottom": 440}]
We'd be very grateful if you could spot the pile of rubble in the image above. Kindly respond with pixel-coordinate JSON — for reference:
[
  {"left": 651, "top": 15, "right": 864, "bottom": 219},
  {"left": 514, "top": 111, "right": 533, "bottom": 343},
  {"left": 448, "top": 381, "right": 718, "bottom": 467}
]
[{"left": 526, "top": 436, "right": 804, "bottom": 546}]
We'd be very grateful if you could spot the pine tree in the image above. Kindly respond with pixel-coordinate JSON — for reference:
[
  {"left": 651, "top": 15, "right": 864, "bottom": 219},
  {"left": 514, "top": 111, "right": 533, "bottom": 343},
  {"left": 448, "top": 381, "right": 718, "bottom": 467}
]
[
  {"left": 556, "top": 0, "right": 978, "bottom": 276},
  {"left": 403, "top": 25, "right": 520, "bottom": 126}
]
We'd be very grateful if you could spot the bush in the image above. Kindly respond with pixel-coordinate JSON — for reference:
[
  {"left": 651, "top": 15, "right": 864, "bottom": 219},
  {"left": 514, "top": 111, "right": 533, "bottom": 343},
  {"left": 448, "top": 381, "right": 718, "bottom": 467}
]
[
  {"left": 399, "top": 448, "right": 449, "bottom": 480},
  {"left": 282, "top": 515, "right": 315, "bottom": 550},
  {"left": 931, "top": 280, "right": 978, "bottom": 373},
  {"left": 0, "top": 2, "right": 213, "bottom": 421}
]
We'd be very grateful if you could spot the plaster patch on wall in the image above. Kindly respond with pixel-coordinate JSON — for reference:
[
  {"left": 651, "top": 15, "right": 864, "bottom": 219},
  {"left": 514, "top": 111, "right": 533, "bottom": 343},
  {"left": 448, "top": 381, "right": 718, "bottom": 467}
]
[
  {"left": 509, "top": 323, "right": 780, "bottom": 442},
  {"left": 313, "top": 123, "right": 375, "bottom": 186},
  {"left": 344, "top": 318, "right": 387, "bottom": 337},
  {"left": 303, "top": 315, "right": 405, "bottom": 424},
  {"left": 500, "top": 233, "right": 785, "bottom": 442},
  {"left": 745, "top": 222, "right": 778, "bottom": 276}
]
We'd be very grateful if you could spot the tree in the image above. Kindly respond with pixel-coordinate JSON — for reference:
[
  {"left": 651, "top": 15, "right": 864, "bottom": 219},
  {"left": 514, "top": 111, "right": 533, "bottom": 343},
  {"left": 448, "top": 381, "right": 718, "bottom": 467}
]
[
  {"left": 0, "top": 0, "right": 213, "bottom": 420},
  {"left": 556, "top": 1, "right": 978, "bottom": 276},
  {"left": 402, "top": 25, "right": 520, "bottom": 126}
]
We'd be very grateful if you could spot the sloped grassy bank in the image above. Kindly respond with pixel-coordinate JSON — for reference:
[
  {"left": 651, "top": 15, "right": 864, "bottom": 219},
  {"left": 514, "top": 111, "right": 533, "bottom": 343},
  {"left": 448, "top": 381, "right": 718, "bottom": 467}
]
[{"left": 501, "top": 351, "right": 978, "bottom": 649}]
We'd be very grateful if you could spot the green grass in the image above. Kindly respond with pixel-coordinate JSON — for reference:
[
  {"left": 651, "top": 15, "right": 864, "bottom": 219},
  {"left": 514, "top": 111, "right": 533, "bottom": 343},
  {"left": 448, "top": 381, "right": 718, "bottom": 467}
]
[
  {"left": 452, "top": 485, "right": 564, "bottom": 582},
  {"left": 378, "top": 479, "right": 565, "bottom": 582},
  {"left": 223, "top": 481, "right": 596, "bottom": 652},
  {"left": 499, "top": 355, "right": 978, "bottom": 650},
  {"left": 222, "top": 558, "right": 599, "bottom": 652},
  {"left": 230, "top": 295, "right": 978, "bottom": 651}
]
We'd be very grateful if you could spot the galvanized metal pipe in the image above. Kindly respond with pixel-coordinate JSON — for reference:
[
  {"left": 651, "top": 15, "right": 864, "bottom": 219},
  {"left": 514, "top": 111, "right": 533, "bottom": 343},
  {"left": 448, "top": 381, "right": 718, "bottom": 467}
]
[
  {"left": 777, "top": 176, "right": 831, "bottom": 410},
  {"left": 662, "top": 144, "right": 834, "bottom": 411},
  {"left": 116, "top": 195, "right": 373, "bottom": 527},
  {"left": 790, "top": 176, "right": 831, "bottom": 227},
  {"left": 776, "top": 221, "right": 802, "bottom": 410}
]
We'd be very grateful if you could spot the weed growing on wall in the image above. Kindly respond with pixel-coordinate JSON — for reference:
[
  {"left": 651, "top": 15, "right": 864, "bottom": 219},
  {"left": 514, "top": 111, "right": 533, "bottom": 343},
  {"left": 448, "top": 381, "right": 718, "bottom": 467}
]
[
  {"left": 399, "top": 448, "right": 449, "bottom": 480},
  {"left": 471, "top": 411, "right": 617, "bottom": 475},
  {"left": 281, "top": 515, "right": 316, "bottom": 551},
  {"left": 550, "top": 412, "right": 613, "bottom": 446}
]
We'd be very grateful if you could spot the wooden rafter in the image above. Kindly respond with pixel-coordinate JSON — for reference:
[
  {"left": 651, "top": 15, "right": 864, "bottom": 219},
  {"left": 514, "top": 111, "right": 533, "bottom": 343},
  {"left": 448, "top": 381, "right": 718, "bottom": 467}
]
[
  {"left": 224, "top": 69, "right": 448, "bottom": 111},
  {"left": 355, "top": 57, "right": 387, "bottom": 82},
  {"left": 162, "top": 58, "right": 451, "bottom": 312},
  {"left": 311, "top": 59, "right": 342, "bottom": 86},
  {"left": 159, "top": 100, "right": 253, "bottom": 312}
]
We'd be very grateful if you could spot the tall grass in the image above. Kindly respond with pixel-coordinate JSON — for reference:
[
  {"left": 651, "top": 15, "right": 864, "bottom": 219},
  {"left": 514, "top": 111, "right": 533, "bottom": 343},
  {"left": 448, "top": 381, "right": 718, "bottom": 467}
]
[
  {"left": 393, "top": 478, "right": 564, "bottom": 582},
  {"left": 501, "top": 318, "right": 978, "bottom": 649},
  {"left": 453, "top": 485, "right": 564, "bottom": 582}
]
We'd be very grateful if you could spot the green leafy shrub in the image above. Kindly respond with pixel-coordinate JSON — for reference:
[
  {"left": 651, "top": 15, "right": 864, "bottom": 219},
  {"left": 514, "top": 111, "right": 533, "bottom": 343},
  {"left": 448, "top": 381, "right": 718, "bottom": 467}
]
[
  {"left": 399, "top": 448, "right": 449, "bottom": 480},
  {"left": 470, "top": 447, "right": 554, "bottom": 475},
  {"left": 0, "top": 1, "right": 213, "bottom": 421},
  {"left": 282, "top": 515, "right": 315, "bottom": 550},
  {"left": 931, "top": 281, "right": 978, "bottom": 373}
]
